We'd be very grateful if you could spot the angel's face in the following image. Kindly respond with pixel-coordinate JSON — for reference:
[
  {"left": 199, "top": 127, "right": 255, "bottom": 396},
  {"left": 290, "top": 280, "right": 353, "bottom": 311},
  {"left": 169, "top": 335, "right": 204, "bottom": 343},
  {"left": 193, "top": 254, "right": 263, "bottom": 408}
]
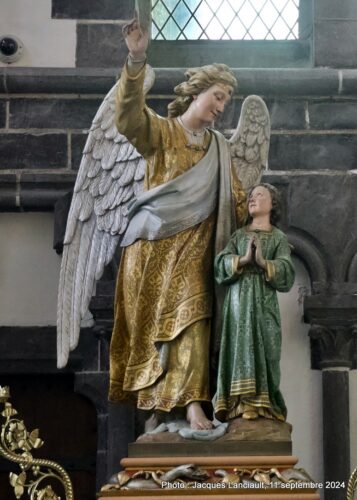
[
  {"left": 192, "top": 84, "right": 233, "bottom": 125},
  {"left": 248, "top": 186, "right": 272, "bottom": 218}
]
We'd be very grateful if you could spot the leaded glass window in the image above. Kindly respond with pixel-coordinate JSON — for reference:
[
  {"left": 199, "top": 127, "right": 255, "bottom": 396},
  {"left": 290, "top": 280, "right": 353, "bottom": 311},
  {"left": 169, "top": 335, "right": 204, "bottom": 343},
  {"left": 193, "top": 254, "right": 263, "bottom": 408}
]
[{"left": 152, "top": 0, "right": 300, "bottom": 41}]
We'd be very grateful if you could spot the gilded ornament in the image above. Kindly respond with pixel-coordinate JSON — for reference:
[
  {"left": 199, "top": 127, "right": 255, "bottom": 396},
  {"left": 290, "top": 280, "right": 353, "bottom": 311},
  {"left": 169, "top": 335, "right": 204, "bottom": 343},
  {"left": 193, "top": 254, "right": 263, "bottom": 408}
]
[
  {"left": 0, "top": 387, "right": 73, "bottom": 500},
  {"left": 347, "top": 466, "right": 357, "bottom": 499},
  {"left": 0, "top": 385, "right": 10, "bottom": 402}
]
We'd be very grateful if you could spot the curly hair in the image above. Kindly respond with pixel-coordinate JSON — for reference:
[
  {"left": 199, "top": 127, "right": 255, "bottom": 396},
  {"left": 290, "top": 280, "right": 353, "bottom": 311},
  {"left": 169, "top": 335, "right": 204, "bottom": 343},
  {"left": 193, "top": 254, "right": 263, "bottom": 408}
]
[
  {"left": 167, "top": 63, "right": 237, "bottom": 118},
  {"left": 247, "top": 183, "right": 282, "bottom": 226}
]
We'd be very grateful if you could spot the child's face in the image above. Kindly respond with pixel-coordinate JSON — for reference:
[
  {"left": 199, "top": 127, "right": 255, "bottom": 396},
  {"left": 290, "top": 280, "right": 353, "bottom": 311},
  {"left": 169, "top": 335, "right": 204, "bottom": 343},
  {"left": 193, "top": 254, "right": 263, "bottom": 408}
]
[{"left": 248, "top": 186, "right": 272, "bottom": 218}]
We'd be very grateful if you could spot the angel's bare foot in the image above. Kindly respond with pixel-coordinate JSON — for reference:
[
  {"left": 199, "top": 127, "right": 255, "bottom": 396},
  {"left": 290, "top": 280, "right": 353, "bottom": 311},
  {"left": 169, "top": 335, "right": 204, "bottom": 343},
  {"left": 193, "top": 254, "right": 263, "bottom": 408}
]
[
  {"left": 186, "top": 402, "right": 213, "bottom": 430},
  {"left": 144, "top": 412, "right": 159, "bottom": 433}
]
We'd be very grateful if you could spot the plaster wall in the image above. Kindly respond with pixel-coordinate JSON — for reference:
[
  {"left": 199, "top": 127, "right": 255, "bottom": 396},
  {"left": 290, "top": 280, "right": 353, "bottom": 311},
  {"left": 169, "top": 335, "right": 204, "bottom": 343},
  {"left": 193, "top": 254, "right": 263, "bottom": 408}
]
[
  {"left": 0, "top": 213, "right": 60, "bottom": 325},
  {"left": 0, "top": 0, "right": 76, "bottom": 67},
  {"left": 280, "top": 258, "right": 323, "bottom": 486},
  {"left": 350, "top": 373, "right": 357, "bottom": 472}
]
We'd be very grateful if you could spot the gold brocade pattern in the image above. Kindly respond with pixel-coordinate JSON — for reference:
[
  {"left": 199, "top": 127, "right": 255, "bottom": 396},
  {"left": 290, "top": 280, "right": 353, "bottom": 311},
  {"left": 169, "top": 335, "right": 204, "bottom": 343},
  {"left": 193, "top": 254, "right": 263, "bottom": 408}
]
[{"left": 109, "top": 62, "right": 247, "bottom": 411}]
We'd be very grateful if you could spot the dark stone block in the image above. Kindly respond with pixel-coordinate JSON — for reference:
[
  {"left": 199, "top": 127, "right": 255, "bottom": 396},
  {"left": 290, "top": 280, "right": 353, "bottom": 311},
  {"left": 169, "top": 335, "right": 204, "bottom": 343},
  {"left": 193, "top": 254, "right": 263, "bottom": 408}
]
[
  {"left": 4, "top": 67, "right": 116, "bottom": 94},
  {"left": 262, "top": 172, "right": 357, "bottom": 287},
  {"left": 323, "top": 371, "right": 350, "bottom": 500},
  {"left": 315, "top": 21, "right": 357, "bottom": 68},
  {"left": 0, "top": 101, "right": 6, "bottom": 128},
  {"left": 0, "top": 172, "right": 75, "bottom": 211},
  {"left": 268, "top": 100, "right": 306, "bottom": 130},
  {"left": 286, "top": 174, "right": 357, "bottom": 272},
  {"left": 0, "top": 326, "right": 99, "bottom": 373},
  {"left": 309, "top": 101, "right": 357, "bottom": 129},
  {"left": 1, "top": 67, "right": 353, "bottom": 98},
  {"left": 72, "top": 133, "right": 88, "bottom": 170},
  {"left": 148, "top": 40, "right": 311, "bottom": 69},
  {"left": 75, "top": 372, "right": 109, "bottom": 414},
  {"left": 97, "top": 414, "right": 108, "bottom": 450},
  {"left": 19, "top": 172, "right": 76, "bottom": 210},
  {"left": 269, "top": 134, "right": 357, "bottom": 170},
  {"left": 0, "top": 133, "right": 67, "bottom": 169},
  {"left": 52, "top": 0, "right": 134, "bottom": 20},
  {"left": 76, "top": 24, "right": 128, "bottom": 68},
  {"left": 96, "top": 449, "right": 108, "bottom": 490},
  {"left": 216, "top": 99, "right": 242, "bottom": 131},
  {"left": 343, "top": 70, "right": 357, "bottom": 96},
  {"left": 0, "top": 174, "right": 16, "bottom": 209},
  {"left": 10, "top": 98, "right": 102, "bottom": 129},
  {"left": 230, "top": 68, "right": 339, "bottom": 98},
  {"left": 146, "top": 98, "right": 171, "bottom": 118},
  {"left": 108, "top": 402, "right": 135, "bottom": 476},
  {"left": 315, "top": 0, "right": 357, "bottom": 19},
  {"left": 54, "top": 191, "right": 73, "bottom": 253}
]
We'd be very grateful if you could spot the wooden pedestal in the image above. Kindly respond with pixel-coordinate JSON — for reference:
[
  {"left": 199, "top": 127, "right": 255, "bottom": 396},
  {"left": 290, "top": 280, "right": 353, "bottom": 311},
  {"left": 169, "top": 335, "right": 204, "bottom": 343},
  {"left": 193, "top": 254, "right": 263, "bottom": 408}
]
[{"left": 98, "top": 455, "right": 320, "bottom": 499}]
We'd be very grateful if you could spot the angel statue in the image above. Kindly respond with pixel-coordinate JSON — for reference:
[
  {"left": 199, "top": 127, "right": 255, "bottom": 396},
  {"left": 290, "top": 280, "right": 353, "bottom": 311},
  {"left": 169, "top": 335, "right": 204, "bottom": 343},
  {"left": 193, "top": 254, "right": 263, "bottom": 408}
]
[{"left": 57, "top": 15, "right": 270, "bottom": 431}]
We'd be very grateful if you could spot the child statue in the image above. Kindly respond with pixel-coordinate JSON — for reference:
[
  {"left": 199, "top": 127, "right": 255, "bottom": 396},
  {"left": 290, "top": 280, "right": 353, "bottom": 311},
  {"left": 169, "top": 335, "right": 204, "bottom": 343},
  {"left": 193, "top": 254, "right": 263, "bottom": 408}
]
[{"left": 214, "top": 184, "right": 295, "bottom": 422}]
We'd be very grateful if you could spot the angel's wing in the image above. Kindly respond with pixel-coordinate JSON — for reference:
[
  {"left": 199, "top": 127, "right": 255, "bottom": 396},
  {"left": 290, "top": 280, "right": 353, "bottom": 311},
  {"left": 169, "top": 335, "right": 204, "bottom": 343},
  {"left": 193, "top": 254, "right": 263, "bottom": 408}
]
[
  {"left": 57, "top": 66, "right": 155, "bottom": 369},
  {"left": 229, "top": 95, "right": 270, "bottom": 192}
]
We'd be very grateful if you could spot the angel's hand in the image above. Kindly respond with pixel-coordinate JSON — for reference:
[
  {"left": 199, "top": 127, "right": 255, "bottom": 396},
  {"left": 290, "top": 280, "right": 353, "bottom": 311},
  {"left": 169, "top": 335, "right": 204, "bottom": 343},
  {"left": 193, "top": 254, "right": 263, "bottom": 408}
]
[
  {"left": 254, "top": 236, "right": 267, "bottom": 270},
  {"left": 239, "top": 236, "right": 255, "bottom": 266},
  {"left": 122, "top": 18, "right": 149, "bottom": 59}
]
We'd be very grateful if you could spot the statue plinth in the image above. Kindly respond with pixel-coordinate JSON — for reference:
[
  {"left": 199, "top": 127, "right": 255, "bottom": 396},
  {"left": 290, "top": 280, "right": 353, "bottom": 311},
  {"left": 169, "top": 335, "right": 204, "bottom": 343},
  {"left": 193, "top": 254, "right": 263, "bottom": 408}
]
[{"left": 99, "top": 419, "right": 320, "bottom": 499}]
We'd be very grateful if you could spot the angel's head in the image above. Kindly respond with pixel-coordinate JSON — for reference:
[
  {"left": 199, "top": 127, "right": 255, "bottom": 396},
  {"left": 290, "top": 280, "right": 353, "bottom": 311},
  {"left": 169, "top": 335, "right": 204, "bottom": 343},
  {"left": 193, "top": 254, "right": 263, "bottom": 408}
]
[
  {"left": 168, "top": 63, "right": 237, "bottom": 119},
  {"left": 247, "top": 183, "right": 282, "bottom": 226}
]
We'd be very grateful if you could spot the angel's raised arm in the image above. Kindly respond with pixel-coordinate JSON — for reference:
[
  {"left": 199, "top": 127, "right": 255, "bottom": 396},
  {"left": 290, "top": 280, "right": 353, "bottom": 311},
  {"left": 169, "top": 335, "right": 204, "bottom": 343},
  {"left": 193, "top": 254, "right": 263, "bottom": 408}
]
[{"left": 115, "top": 60, "right": 162, "bottom": 158}]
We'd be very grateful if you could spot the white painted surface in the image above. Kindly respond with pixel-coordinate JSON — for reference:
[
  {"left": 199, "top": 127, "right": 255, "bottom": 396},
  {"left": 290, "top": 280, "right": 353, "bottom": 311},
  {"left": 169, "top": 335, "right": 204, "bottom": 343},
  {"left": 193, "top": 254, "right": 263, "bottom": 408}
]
[
  {"left": 0, "top": 213, "right": 61, "bottom": 325},
  {"left": 350, "top": 372, "right": 357, "bottom": 473},
  {"left": 0, "top": 0, "right": 76, "bottom": 67},
  {"left": 279, "top": 258, "right": 323, "bottom": 488}
]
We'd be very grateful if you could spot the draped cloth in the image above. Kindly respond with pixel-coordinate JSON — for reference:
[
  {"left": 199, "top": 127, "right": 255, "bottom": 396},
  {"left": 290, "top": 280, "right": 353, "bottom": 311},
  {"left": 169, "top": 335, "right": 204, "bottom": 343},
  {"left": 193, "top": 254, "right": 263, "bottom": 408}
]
[
  {"left": 121, "top": 133, "right": 220, "bottom": 247},
  {"left": 109, "top": 62, "right": 247, "bottom": 412},
  {"left": 213, "top": 227, "right": 295, "bottom": 421}
]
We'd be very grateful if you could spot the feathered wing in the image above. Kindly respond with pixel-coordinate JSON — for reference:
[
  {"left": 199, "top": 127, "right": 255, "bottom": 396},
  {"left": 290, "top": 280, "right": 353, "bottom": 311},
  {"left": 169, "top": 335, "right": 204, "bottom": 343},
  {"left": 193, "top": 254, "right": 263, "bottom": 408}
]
[
  {"left": 229, "top": 95, "right": 270, "bottom": 192},
  {"left": 57, "top": 66, "right": 155, "bottom": 368}
]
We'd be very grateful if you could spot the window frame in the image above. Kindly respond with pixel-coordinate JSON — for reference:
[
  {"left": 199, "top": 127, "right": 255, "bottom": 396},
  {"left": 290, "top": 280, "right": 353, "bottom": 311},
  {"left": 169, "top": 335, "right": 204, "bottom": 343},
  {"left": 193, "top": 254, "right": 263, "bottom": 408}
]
[{"left": 148, "top": 0, "right": 313, "bottom": 68}]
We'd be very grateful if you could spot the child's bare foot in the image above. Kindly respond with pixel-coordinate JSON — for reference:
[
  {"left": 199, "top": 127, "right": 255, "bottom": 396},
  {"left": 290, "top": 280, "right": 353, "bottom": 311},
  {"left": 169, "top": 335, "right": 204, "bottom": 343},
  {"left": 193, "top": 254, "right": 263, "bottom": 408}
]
[{"left": 186, "top": 402, "right": 213, "bottom": 430}]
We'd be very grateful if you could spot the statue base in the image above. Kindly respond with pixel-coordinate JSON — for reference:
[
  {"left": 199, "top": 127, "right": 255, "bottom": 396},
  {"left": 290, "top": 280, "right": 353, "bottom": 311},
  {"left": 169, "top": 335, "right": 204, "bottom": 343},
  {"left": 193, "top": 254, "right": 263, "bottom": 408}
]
[
  {"left": 99, "top": 455, "right": 320, "bottom": 498},
  {"left": 99, "top": 419, "right": 320, "bottom": 498}
]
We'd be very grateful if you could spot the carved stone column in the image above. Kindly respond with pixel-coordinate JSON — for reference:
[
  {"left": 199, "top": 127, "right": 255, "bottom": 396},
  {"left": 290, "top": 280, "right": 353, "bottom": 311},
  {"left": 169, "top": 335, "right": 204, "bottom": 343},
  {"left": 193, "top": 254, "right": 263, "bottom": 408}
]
[{"left": 305, "top": 293, "right": 357, "bottom": 500}]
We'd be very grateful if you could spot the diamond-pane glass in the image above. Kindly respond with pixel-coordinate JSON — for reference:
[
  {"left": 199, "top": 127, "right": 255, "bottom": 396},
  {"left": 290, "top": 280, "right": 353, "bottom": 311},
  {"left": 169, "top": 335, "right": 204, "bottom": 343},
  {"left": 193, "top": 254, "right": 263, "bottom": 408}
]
[
  {"left": 173, "top": 2, "right": 192, "bottom": 28},
  {"left": 152, "top": 0, "right": 300, "bottom": 40},
  {"left": 194, "top": 2, "right": 213, "bottom": 29},
  {"left": 206, "top": 18, "right": 225, "bottom": 39},
  {"left": 162, "top": 17, "right": 181, "bottom": 39}
]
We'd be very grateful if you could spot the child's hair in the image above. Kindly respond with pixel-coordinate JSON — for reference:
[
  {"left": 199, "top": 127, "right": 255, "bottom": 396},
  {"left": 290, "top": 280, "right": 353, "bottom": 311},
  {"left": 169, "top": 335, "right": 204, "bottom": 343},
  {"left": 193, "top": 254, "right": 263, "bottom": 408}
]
[
  {"left": 167, "top": 63, "right": 237, "bottom": 118},
  {"left": 247, "top": 183, "right": 282, "bottom": 226}
]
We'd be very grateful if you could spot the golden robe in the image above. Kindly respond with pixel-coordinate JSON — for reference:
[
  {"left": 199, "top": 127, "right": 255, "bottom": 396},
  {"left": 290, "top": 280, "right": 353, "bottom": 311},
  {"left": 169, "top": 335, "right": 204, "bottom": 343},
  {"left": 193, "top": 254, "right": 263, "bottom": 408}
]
[{"left": 109, "top": 62, "right": 247, "bottom": 412}]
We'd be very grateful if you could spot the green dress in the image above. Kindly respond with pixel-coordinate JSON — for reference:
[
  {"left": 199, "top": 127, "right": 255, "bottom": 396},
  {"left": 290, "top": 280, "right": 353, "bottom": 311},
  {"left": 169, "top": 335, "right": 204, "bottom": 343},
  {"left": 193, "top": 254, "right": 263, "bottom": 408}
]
[{"left": 213, "top": 226, "right": 295, "bottom": 421}]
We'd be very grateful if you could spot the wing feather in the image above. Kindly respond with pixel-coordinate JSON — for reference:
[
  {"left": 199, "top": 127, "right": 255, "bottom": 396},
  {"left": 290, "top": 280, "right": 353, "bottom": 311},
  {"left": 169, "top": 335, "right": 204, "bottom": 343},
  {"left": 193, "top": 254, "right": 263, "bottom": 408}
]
[
  {"left": 118, "top": 160, "right": 136, "bottom": 186},
  {"left": 111, "top": 161, "right": 126, "bottom": 180},
  {"left": 57, "top": 65, "right": 155, "bottom": 368},
  {"left": 134, "top": 157, "right": 146, "bottom": 180},
  {"left": 229, "top": 95, "right": 271, "bottom": 193},
  {"left": 57, "top": 222, "right": 83, "bottom": 368},
  {"left": 70, "top": 216, "right": 96, "bottom": 350}
]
